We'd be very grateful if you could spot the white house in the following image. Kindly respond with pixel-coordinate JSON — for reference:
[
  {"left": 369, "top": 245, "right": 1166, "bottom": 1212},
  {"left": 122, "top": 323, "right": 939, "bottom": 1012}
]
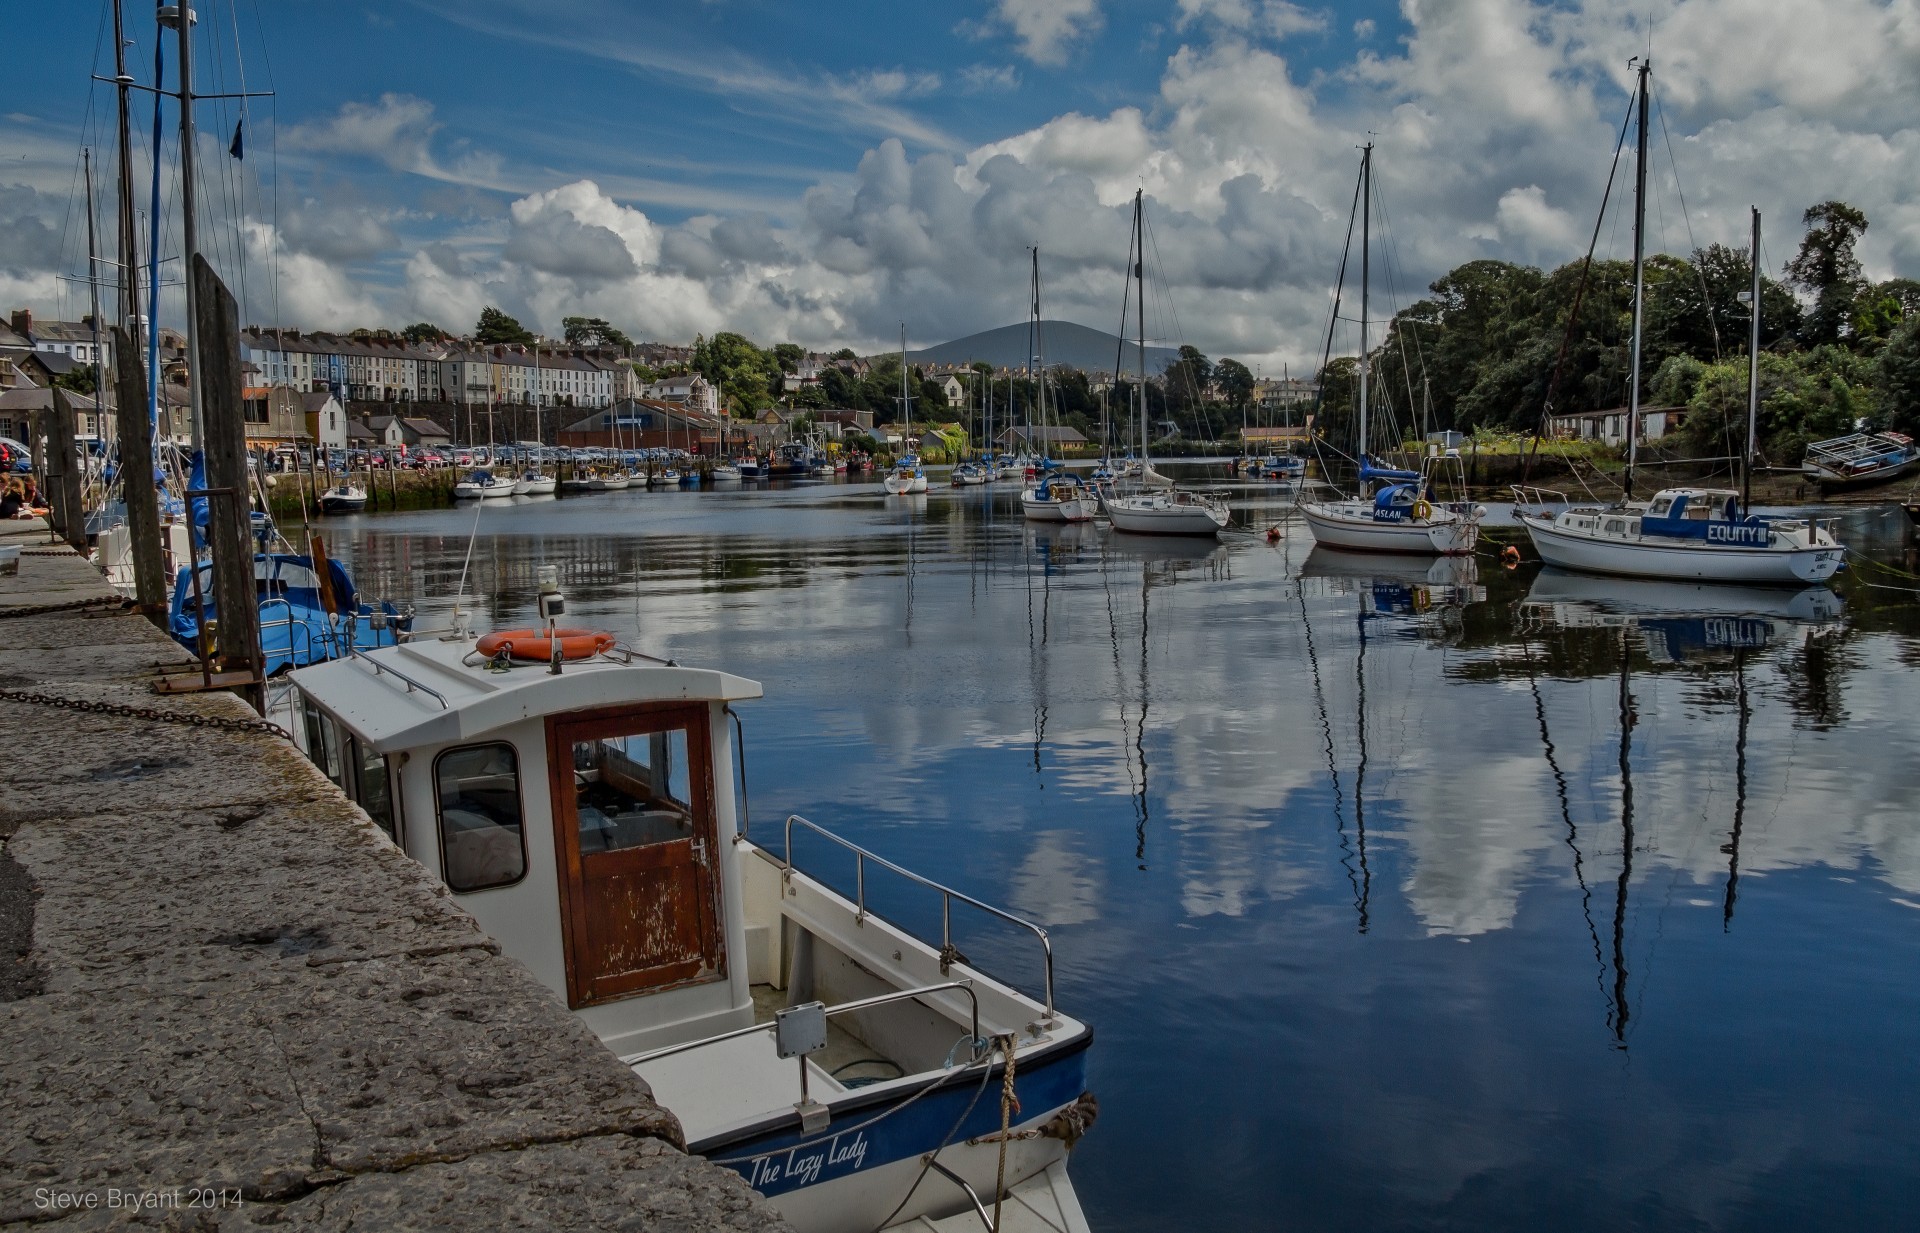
[
  {"left": 642, "top": 373, "right": 721, "bottom": 417},
  {"left": 303, "top": 390, "right": 348, "bottom": 450}
]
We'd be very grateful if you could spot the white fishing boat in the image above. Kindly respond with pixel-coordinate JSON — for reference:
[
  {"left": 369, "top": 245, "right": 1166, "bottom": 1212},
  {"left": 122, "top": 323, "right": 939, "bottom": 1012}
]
[
  {"left": 1514, "top": 486, "right": 1842, "bottom": 584},
  {"left": 1802, "top": 431, "right": 1920, "bottom": 489},
  {"left": 318, "top": 482, "right": 368, "bottom": 514},
  {"left": 710, "top": 462, "right": 743, "bottom": 482},
  {"left": 512, "top": 469, "right": 557, "bottom": 497},
  {"left": 588, "top": 470, "right": 632, "bottom": 492},
  {"left": 1100, "top": 191, "right": 1231, "bottom": 538},
  {"left": 283, "top": 591, "right": 1098, "bottom": 1233},
  {"left": 1298, "top": 145, "right": 1481, "bottom": 556},
  {"left": 949, "top": 462, "right": 988, "bottom": 487}
]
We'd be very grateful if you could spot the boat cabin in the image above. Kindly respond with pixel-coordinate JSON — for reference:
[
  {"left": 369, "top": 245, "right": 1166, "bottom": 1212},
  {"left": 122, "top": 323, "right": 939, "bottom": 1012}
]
[{"left": 288, "top": 637, "right": 763, "bottom": 1052}]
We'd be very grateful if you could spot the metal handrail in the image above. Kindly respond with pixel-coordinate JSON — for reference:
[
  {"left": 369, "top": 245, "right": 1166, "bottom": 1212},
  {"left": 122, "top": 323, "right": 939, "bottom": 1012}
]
[
  {"left": 347, "top": 646, "right": 450, "bottom": 709},
  {"left": 621, "top": 979, "right": 981, "bottom": 1068},
  {"left": 784, "top": 814, "right": 1055, "bottom": 1023}
]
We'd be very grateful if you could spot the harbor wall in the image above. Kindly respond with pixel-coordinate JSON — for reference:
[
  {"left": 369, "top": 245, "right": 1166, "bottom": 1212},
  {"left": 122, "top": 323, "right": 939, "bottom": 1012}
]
[{"left": 0, "top": 526, "right": 789, "bottom": 1230}]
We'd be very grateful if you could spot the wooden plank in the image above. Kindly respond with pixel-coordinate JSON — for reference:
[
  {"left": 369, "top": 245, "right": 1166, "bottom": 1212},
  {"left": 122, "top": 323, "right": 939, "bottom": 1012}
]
[
  {"left": 109, "top": 325, "right": 169, "bottom": 621},
  {"left": 47, "top": 389, "right": 87, "bottom": 552},
  {"left": 191, "top": 253, "right": 264, "bottom": 693}
]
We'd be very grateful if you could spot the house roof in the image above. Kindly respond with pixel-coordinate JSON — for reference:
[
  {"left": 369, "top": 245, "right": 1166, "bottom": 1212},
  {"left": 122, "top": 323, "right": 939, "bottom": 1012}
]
[
  {"left": 999, "top": 425, "right": 1087, "bottom": 444},
  {"left": 403, "top": 417, "right": 450, "bottom": 437}
]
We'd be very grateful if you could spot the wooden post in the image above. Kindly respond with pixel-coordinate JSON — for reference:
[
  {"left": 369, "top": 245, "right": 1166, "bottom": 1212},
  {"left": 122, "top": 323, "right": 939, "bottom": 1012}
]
[
  {"left": 192, "top": 254, "right": 263, "bottom": 693},
  {"left": 47, "top": 391, "right": 88, "bottom": 552},
  {"left": 110, "top": 326, "right": 169, "bottom": 621}
]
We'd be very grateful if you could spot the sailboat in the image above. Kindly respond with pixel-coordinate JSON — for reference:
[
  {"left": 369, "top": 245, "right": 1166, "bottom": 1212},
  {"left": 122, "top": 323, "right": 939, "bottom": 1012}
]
[
  {"left": 1018, "top": 250, "right": 1095, "bottom": 523},
  {"left": 1299, "top": 144, "right": 1483, "bottom": 555},
  {"left": 1102, "top": 191, "right": 1231, "bottom": 537},
  {"left": 883, "top": 325, "right": 928, "bottom": 495},
  {"left": 1515, "top": 64, "right": 1843, "bottom": 585}
]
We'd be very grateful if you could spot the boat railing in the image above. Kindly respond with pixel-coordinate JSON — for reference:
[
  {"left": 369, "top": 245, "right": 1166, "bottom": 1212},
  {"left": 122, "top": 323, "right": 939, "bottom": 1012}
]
[
  {"left": 347, "top": 646, "right": 450, "bottom": 709},
  {"left": 783, "top": 814, "right": 1056, "bottom": 1023},
  {"left": 620, "top": 979, "right": 983, "bottom": 1071},
  {"left": 1510, "top": 484, "right": 1570, "bottom": 512}
]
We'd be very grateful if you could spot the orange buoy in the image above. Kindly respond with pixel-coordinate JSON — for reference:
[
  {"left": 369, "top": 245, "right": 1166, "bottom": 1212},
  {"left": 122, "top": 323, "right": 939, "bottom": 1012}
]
[
  {"left": 1500, "top": 545, "right": 1521, "bottom": 568},
  {"left": 1266, "top": 525, "right": 1282, "bottom": 543},
  {"left": 475, "top": 628, "right": 616, "bottom": 662}
]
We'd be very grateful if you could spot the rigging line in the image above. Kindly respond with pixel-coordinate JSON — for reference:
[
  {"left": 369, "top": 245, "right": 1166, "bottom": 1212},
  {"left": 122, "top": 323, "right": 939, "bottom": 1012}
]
[
  {"left": 1522, "top": 90, "right": 1639, "bottom": 485},
  {"left": 1652, "top": 83, "right": 1719, "bottom": 361},
  {"left": 1309, "top": 156, "right": 1366, "bottom": 475}
]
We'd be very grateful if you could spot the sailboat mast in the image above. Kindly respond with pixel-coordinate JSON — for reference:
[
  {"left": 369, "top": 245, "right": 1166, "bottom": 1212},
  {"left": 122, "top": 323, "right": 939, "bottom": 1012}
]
[
  {"left": 111, "top": 0, "right": 141, "bottom": 359},
  {"left": 1136, "top": 190, "right": 1147, "bottom": 460},
  {"left": 83, "top": 151, "right": 107, "bottom": 423},
  {"left": 1625, "top": 60, "right": 1651, "bottom": 502},
  {"left": 1745, "top": 207, "right": 1762, "bottom": 510},
  {"left": 1358, "top": 142, "right": 1372, "bottom": 468},
  {"left": 162, "top": 1, "right": 204, "bottom": 449}
]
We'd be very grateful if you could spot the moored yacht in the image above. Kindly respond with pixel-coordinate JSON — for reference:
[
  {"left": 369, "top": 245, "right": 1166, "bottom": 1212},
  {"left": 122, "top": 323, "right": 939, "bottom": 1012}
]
[
  {"left": 1515, "top": 486, "right": 1843, "bottom": 584},
  {"left": 283, "top": 610, "right": 1097, "bottom": 1232}
]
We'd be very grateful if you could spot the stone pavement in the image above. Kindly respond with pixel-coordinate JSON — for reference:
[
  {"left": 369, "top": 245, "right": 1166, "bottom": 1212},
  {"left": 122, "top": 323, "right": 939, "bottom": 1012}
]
[{"left": 0, "top": 530, "right": 789, "bottom": 1231}]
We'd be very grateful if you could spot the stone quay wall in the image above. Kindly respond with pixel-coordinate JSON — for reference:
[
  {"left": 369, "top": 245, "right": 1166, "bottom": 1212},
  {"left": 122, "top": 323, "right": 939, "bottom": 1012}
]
[{"left": 0, "top": 524, "right": 789, "bottom": 1231}]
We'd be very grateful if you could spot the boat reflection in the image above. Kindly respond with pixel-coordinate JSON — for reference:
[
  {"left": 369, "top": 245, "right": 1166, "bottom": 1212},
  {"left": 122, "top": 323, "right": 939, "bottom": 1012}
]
[{"left": 1522, "top": 568, "right": 1844, "bottom": 664}]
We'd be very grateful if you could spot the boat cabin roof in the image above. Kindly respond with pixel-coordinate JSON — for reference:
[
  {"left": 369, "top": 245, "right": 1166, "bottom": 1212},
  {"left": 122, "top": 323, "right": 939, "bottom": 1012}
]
[{"left": 289, "top": 637, "right": 763, "bottom": 754}]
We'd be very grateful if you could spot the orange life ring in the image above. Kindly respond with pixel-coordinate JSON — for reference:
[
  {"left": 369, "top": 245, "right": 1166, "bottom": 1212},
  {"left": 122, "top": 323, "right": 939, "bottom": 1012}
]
[{"left": 475, "top": 628, "right": 616, "bottom": 662}]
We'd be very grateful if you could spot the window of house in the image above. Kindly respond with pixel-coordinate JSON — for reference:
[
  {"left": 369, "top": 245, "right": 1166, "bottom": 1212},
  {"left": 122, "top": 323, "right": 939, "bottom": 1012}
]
[{"left": 435, "top": 743, "right": 528, "bottom": 892}]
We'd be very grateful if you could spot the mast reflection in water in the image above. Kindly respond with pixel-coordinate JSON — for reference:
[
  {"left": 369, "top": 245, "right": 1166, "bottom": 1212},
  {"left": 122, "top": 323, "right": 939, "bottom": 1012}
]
[{"left": 317, "top": 482, "right": 1920, "bottom": 1233}]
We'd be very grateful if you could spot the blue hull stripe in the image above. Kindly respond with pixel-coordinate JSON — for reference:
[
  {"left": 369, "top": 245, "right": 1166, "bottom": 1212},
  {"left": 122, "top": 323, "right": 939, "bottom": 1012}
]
[{"left": 697, "top": 1043, "right": 1088, "bottom": 1198}]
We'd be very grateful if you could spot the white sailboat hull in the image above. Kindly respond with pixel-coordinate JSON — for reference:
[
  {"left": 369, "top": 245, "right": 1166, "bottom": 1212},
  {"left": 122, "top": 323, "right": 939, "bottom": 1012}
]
[
  {"left": 1104, "top": 493, "right": 1229, "bottom": 536},
  {"left": 1520, "top": 514, "right": 1842, "bottom": 584},
  {"left": 588, "top": 476, "right": 630, "bottom": 491},
  {"left": 1299, "top": 500, "right": 1478, "bottom": 555},
  {"left": 1021, "top": 492, "right": 1094, "bottom": 522}
]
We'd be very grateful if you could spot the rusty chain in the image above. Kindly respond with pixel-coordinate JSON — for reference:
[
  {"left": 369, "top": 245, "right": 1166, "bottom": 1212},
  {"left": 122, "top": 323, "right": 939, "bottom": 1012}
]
[{"left": 0, "top": 686, "right": 291, "bottom": 741}]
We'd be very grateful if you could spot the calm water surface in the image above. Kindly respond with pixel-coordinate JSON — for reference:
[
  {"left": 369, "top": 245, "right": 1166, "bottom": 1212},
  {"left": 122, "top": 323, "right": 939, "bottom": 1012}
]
[{"left": 318, "top": 476, "right": 1920, "bottom": 1233}]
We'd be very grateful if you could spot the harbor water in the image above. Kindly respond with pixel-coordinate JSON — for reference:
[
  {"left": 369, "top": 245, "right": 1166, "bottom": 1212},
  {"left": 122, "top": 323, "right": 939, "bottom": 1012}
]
[{"left": 317, "top": 477, "right": 1920, "bottom": 1232}]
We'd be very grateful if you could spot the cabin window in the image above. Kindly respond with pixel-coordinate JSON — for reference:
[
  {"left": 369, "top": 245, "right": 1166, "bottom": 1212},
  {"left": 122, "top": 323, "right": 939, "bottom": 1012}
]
[
  {"left": 570, "top": 727, "right": 696, "bottom": 853},
  {"left": 303, "top": 698, "right": 344, "bottom": 788},
  {"left": 1649, "top": 497, "right": 1672, "bottom": 516},
  {"left": 352, "top": 739, "right": 400, "bottom": 847},
  {"left": 435, "top": 742, "right": 528, "bottom": 892}
]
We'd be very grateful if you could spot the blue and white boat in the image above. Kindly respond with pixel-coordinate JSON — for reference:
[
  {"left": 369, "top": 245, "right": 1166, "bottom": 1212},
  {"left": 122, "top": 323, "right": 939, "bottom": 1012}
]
[
  {"left": 1802, "top": 431, "right": 1920, "bottom": 489},
  {"left": 169, "top": 552, "right": 411, "bottom": 675},
  {"left": 284, "top": 610, "right": 1097, "bottom": 1232},
  {"left": 883, "top": 455, "right": 928, "bottom": 495},
  {"left": 1515, "top": 487, "right": 1843, "bottom": 584}
]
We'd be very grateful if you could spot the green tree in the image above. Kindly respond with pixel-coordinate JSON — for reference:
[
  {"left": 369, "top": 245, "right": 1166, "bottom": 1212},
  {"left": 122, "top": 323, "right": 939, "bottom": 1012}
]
[
  {"left": 562, "top": 316, "right": 632, "bottom": 347},
  {"left": 475, "top": 306, "right": 535, "bottom": 345},
  {"left": 52, "top": 365, "right": 98, "bottom": 396},
  {"left": 1785, "top": 201, "right": 1869, "bottom": 348},
  {"left": 773, "top": 343, "right": 806, "bottom": 373},
  {"left": 1163, "top": 345, "right": 1212, "bottom": 413},
  {"left": 695, "top": 331, "right": 781, "bottom": 414},
  {"left": 401, "top": 321, "right": 449, "bottom": 344},
  {"left": 1215, "top": 358, "right": 1255, "bottom": 411},
  {"left": 1877, "top": 316, "right": 1920, "bottom": 436},
  {"left": 790, "top": 383, "right": 829, "bottom": 410}
]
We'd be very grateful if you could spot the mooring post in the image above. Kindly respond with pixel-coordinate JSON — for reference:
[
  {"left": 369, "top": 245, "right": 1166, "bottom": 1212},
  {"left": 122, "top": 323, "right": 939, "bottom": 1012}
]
[
  {"left": 47, "top": 390, "right": 88, "bottom": 553},
  {"left": 110, "top": 325, "right": 169, "bottom": 621},
  {"left": 192, "top": 254, "right": 264, "bottom": 700}
]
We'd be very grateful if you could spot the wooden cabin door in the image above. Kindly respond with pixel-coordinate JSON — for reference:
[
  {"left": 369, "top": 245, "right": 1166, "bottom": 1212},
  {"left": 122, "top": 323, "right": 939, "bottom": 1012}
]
[{"left": 547, "top": 703, "right": 725, "bottom": 1008}]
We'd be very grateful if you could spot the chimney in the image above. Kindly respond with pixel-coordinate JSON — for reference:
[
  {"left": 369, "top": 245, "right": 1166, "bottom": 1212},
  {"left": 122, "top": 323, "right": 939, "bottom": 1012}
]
[{"left": 9, "top": 309, "right": 30, "bottom": 338}]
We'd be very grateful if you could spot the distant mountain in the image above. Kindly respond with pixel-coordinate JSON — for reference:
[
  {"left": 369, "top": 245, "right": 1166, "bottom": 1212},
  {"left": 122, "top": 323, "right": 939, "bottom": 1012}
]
[{"left": 902, "top": 320, "right": 1177, "bottom": 375}]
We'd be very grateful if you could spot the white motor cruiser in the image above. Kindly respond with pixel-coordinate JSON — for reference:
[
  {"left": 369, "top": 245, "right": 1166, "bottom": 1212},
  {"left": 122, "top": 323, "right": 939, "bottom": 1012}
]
[
  {"left": 284, "top": 601, "right": 1096, "bottom": 1233},
  {"left": 453, "top": 468, "right": 516, "bottom": 500},
  {"left": 318, "top": 483, "right": 369, "bottom": 514},
  {"left": 1515, "top": 486, "right": 1843, "bottom": 585},
  {"left": 513, "top": 469, "right": 557, "bottom": 497},
  {"left": 1021, "top": 470, "right": 1094, "bottom": 523},
  {"left": 883, "top": 456, "right": 928, "bottom": 495}
]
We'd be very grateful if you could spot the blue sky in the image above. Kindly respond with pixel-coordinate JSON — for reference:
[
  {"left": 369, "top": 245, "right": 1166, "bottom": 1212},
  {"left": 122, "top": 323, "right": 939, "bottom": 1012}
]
[{"left": 4, "top": 0, "right": 1916, "bottom": 367}]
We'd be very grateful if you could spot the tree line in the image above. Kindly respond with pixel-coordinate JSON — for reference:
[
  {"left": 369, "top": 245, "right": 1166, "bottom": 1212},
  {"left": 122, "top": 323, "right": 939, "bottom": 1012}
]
[{"left": 1335, "top": 200, "right": 1920, "bottom": 463}]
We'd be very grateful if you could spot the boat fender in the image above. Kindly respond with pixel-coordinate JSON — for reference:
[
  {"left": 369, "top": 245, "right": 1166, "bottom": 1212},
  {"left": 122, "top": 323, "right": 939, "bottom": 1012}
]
[
  {"left": 1500, "top": 545, "right": 1521, "bottom": 568},
  {"left": 475, "top": 628, "right": 616, "bottom": 662},
  {"left": 1412, "top": 498, "right": 1433, "bottom": 521},
  {"left": 1265, "top": 525, "right": 1282, "bottom": 543}
]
